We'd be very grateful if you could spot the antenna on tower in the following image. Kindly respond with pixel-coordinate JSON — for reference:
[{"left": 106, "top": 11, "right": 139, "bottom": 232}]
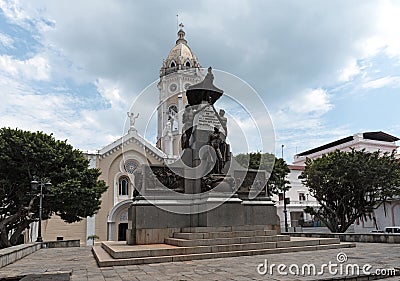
[{"left": 176, "top": 14, "right": 179, "bottom": 31}]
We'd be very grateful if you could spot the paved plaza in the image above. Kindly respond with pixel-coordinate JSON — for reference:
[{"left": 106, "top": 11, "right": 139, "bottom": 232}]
[{"left": 0, "top": 243, "right": 399, "bottom": 280}]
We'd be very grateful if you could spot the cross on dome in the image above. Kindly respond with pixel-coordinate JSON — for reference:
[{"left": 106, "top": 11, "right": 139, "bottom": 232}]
[{"left": 176, "top": 23, "right": 187, "bottom": 45}]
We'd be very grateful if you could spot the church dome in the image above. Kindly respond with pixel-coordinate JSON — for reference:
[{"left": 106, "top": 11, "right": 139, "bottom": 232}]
[{"left": 160, "top": 27, "right": 200, "bottom": 77}]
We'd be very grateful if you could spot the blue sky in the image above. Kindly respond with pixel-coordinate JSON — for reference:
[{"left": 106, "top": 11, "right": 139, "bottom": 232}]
[{"left": 0, "top": 0, "right": 399, "bottom": 163}]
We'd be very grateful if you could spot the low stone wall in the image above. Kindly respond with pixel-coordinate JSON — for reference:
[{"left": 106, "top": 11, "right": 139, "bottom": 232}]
[
  {"left": 0, "top": 243, "right": 41, "bottom": 268},
  {"left": 286, "top": 232, "right": 400, "bottom": 243},
  {"left": 42, "top": 240, "right": 80, "bottom": 248},
  {"left": 0, "top": 240, "right": 79, "bottom": 269}
]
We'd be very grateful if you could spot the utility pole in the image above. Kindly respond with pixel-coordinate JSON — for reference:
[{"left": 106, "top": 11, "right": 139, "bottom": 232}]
[
  {"left": 282, "top": 144, "right": 289, "bottom": 233},
  {"left": 31, "top": 179, "right": 52, "bottom": 242}
]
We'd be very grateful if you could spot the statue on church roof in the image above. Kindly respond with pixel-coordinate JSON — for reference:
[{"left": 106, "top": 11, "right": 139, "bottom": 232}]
[{"left": 127, "top": 112, "right": 139, "bottom": 131}]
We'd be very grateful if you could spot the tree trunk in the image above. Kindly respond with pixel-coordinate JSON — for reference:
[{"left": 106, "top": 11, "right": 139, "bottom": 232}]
[
  {"left": 0, "top": 212, "right": 19, "bottom": 249},
  {"left": 325, "top": 220, "right": 338, "bottom": 233},
  {"left": 0, "top": 228, "right": 11, "bottom": 249},
  {"left": 0, "top": 198, "right": 36, "bottom": 248},
  {"left": 10, "top": 220, "right": 31, "bottom": 246}
]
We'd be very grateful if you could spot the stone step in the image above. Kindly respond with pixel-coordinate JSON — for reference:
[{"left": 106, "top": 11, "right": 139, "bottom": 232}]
[
  {"left": 93, "top": 242, "right": 355, "bottom": 267},
  {"left": 181, "top": 225, "right": 274, "bottom": 233},
  {"left": 102, "top": 237, "right": 341, "bottom": 259},
  {"left": 165, "top": 234, "right": 290, "bottom": 247},
  {"left": 173, "top": 229, "right": 276, "bottom": 239},
  {"left": 101, "top": 242, "right": 209, "bottom": 259}
]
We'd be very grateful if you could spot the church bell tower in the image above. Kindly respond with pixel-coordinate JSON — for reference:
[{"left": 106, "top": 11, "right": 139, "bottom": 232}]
[{"left": 157, "top": 25, "right": 204, "bottom": 157}]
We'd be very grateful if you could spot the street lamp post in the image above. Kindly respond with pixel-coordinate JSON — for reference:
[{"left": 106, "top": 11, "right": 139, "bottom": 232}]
[
  {"left": 281, "top": 145, "right": 289, "bottom": 233},
  {"left": 31, "top": 179, "right": 52, "bottom": 242}
]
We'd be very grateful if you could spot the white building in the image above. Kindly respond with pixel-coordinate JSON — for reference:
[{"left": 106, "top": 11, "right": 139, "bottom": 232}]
[
  {"left": 276, "top": 131, "right": 400, "bottom": 232},
  {"left": 275, "top": 164, "right": 319, "bottom": 228}
]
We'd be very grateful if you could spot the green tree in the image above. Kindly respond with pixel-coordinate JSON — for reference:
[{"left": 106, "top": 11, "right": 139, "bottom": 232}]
[
  {"left": 234, "top": 152, "right": 290, "bottom": 196},
  {"left": 267, "top": 157, "right": 291, "bottom": 196},
  {"left": 87, "top": 234, "right": 99, "bottom": 245},
  {"left": 300, "top": 149, "right": 400, "bottom": 233},
  {"left": 0, "top": 128, "right": 108, "bottom": 248}
]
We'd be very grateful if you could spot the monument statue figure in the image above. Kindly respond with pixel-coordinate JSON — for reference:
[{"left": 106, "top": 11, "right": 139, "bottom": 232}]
[
  {"left": 208, "top": 127, "right": 225, "bottom": 174},
  {"left": 181, "top": 105, "right": 195, "bottom": 149},
  {"left": 181, "top": 103, "right": 207, "bottom": 149},
  {"left": 218, "top": 109, "right": 227, "bottom": 137}
]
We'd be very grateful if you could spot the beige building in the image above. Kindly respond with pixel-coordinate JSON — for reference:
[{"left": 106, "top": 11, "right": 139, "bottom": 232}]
[{"left": 29, "top": 28, "right": 204, "bottom": 245}]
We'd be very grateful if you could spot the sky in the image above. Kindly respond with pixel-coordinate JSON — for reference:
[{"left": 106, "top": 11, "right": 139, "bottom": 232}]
[{"left": 0, "top": 0, "right": 400, "bottom": 163}]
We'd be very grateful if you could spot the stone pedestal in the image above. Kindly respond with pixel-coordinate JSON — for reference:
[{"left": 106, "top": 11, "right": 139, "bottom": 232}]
[{"left": 127, "top": 194, "right": 277, "bottom": 245}]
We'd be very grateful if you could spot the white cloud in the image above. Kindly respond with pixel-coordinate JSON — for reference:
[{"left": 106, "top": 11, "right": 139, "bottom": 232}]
[
  {"left": 0, "top": 32, "right": 14, "bottom": 48},
  {"left": 0, "top": 73, "right": 122, "bottom": 150},
  {"left": 374, "top": 0, "right": 400, "bottom": 58},
  {"left": 362, "top": 76, "right": 400, "bottom": 89},
  {"left": 286, "top": 88, "right": 333, "bottom": 116},
  {"left": 346, "top": 2, "right": 400, "bottom": 61},
  {"left": 95, "top": 78, "right": 124, "bottom": 108},
  {"left": 0, "top": 54, "right": 50, "bottom": 80},
  {"left": 270, "top": 87, "right": 335, "bottom": 161},
  {"left": 276, "top": 125, "right": 352, "bottom": 162},
  {"left": 227, "top": 113, "right": 273, "bottom": 154},
  {"left": 339, "top": 60, "right": 361, "bottom": 82},
  {"left": 361, "top": 36, "right": 387, "bottom": 58},
  {"left": 0, "top": 0, "right": 30, "bottom": 24}
]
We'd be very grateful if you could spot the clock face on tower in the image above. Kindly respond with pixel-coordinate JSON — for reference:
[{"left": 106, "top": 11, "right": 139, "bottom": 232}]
[{"left": 169, "top": 83, "right": 177, "bottom": 93}]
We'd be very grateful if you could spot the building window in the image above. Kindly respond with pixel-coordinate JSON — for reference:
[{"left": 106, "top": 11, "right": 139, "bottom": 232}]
[
  {"left": 119, "top": 177, "right": 129, "bottom": 196},
  {"left": 168, "top": 105, "right": 178, "bottom": 116},
  {"left": 299, "top": 192, "right": 306, "bottom": 201},
  {"left": 185, "top": 61, "right": 191, "bottom": 67},
  {"left": 278, "top": 193, "right": 284, "bottom": 201},
  {"left": 170, "top": 61, "right": 176, "bottom": 67},
  {"left": 124, "top": 160, "right": 139, "bottom": 174}
]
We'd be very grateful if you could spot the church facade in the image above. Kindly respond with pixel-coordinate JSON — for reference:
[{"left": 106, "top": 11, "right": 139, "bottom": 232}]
[{"left": 31, "top": 28, "right": 206, "bottom": 245}]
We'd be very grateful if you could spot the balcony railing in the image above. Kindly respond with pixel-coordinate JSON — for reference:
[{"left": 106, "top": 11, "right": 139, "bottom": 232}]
[{"left": 276, "top": 200, "right": 320, "bottom": 207}]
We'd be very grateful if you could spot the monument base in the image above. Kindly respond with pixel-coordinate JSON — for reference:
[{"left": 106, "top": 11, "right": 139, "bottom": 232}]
[{"left": 127, "top": 195, "right": 278, "bottom": 245}]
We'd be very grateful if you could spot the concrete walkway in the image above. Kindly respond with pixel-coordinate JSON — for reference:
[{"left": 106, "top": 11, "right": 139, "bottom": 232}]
[{"left": 0, "top": 243, "right": 399, "bottom": 280}]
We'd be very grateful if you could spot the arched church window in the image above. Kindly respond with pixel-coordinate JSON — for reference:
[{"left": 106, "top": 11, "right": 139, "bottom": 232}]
[
  {"left": 185, "top": 61, "right": 191, "bottom": 67},
  {"left": 167, "top": 105, "right": 178, "bottom": 131},
  {"left": 119, "top": 177, "right": 129, "bottom": 196},
  {"left": 170, "top": 61, "right": 176, "bottom": 67},
  {"left": 168, "top": 105, "right": 178, "bottom": 116}
]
